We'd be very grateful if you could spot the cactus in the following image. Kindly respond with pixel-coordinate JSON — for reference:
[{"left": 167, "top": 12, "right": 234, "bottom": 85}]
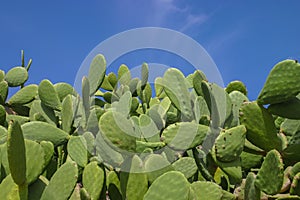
[
  {"left": 161, "top": 122, "right": 208, "bottom": 150},
  {"left": 21, "top": 121, "right": 69, "bottom": 146},
  {"left": 190, "top": 181, "right": 223, "bottom": 200},
  {"left": 244, "top": 172, "right": 261, "bottom": 200},
  {"left": 7, "top": 84, "right": 38, "bottom": 106},
  {"left": 162, "top": 68, "right": 193, "bottom": 121},
  {"left": 5, "top": 66, "right": 28, "bottom": 87},
  {"left": 120, "top": 155, "right": 148, "bottom": 200},
  {"left": 67, "top": 136, "right": 88, "bottom": 167},
  {"left": 268, "top": 94, "right": 300, "bottom": 119},
  {"left": 41, "top": 161, "right": 78, "bottom": 200},
  {"left": 240, "top": 101, "right": 282, "bottom": 151},
  {"left": 255, "top": 149, "right": 284, "bottom": 195},
  {"left": 107, "top": 170, "right": 122, "bottom": 200},
  {"left": 88, "top": 54, "right": 106, "bottom": 95},
  {"left": 7, "top": 121, "right": 26, "bottom": 186},
  {"left": 215, "top": 125, "right": 246, "bottom": 162},
  {"left": 225, "top": 80, "right": 248, "bottom": 96},
  {"left": 53, "top": 82, "right": 75, "bottom": 102},
  {"left": 0, "top": 105, "right": 6, "bottom": 126},
  {"left": 172, "top": 157, "right": 197, "bottom": 179},
  {"left": 38, "top": 79, "right": 62, "bottom": 110},
  {"left": 258, "top": 59, "right": 300, "bottom": 104},
  {"left": 143, "top": 171, "right": 190, "bottom": 200},
  {"left": 290, "top": 172, "right": 300, "bottom": 195},
  {"left": 144, "top": 154, "right": 174, "bottom": 183},
  {"left": 61, "top": 95, "right": 74, "bottom": 133},
  {"left": 3, "top": 52, "right": 300, "bottom": 199},
  {"left": 0, "top": 80, "right": 8, "bottom": 104},
  {"left": 82, "top": 161, "right": 105, "bottom": 200},
  {"left": 29, "top": 100, "right": 58, "bottom": 125},
  {"left": 99, "top": 111, "right": 136, "bottom": 152}
]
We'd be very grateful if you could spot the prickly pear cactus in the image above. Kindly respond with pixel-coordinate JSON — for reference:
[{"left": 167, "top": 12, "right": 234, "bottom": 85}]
[{"left": 1, "top": 51, "right": 300, "bottom": 199}]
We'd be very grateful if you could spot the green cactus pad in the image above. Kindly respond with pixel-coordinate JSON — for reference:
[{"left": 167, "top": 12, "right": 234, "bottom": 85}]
[
  {"left": 82, "top": 161, "right": 104, "bottom": 200},
  {"left": 141, "top": 63, "right": 149, "bottom": 88},
  {"left": 61, "top": 95, "right": 74, "bottom": 133},
  {"left": 0, "top": 105, "right": 6, "bottom": 126},
  {"left": 281, "top": 119, "right": 300, "bottom": 136},
  {"left": 201, "top": 81, "right": 231, "bottom": 128},
  {"left": 95, "top": 132, "right": 124, "bottom": 167},
  {"left": 283, "top": 125, "right": 300, "bottom": 162},
  {"left": 112, "top": 91, "right": 132, "bottom": 117},
  {"left": 0, "top": 126, "right": 7, "bottom": 145},
  {"left": 40, "top": 141, "right": 54, "bottom": 169},
  {"left": 108, "top": 72, "right": 118, "bottom": 89},
  {"left": 144, "top": 154, "right": 174, "bottom": 183},
  {"left": 6, "top": 114, "right": 29, "bottom": 126},
  {"left": 38, "top": 79, "right": 62, "bottom": 110},
  {"left": 82, "top": 76, "right": 91, "bottom": 121},
  {"left": 161, "top": 122, "right": 208, "bottom": 150},
  {"left": 8, "top": 84, "right": 38, "bottom": 106},
  {"left": 5, "top": 66, "right": 28, "bottom": 87},
  {"left": 240, "top": 101, "right": 282, "bottom": 151},
  {"left": 54, "top": 82, "right": 75, "bottom": 101},
  {"left": 87, "top": 54, "right": 106, "bottom": 95},
  {"left": 255, "top": 149, "right": 284, "bottom": 195},
  {"left": 118, "top": 64, "right": 131, "bottom": 85},
  {"left": 289, "top": 162, "right": 300, "bottom": 180},
  {"left": 0, "top": 81, "right": 8, "bottom": 104},
  {"left": 79, "top": 188, "right": 91, "bottom": 200},
  {"left": 25, "top": 140, "right": 46, "bottom": 184},
  {"left": 136, "top": 141, "right": 165, "bottom": 152},
  {"left": 162, "top": 68, "right": 193, "bottom": 121},
  {"left": 226, "top": 80, "right": 248, "bottom": 96},
  {"left": 154, "top": 77, "right": 166, "bottom": 98},
  {"left": 99, "top": 111, "right": 136, "bottom": 152},
  {"left": 0, "top": 174, "right": 19, "bottom": 200},
  {"left": 143, "top": 171, "right": 190, "bottom": 200},
  {"left": 21, "top": 121, "right": 69, "bottom": 146},
  {"left": 41, "top": 161, "right": 78, "bottom": 200},
  {"left": 245, "top": 172, "right": 261, "bottom": 200},
  {"left": 215, "top": 125, "right": 246, "bottom": 162},
  {"left": 290, "top": 172, "right": 300, "bottom": 195},
  {"left": 69, "top": 184, "right": 81, "bottom": 200},
  {"left": 101, "top": 75, "right": 114, "bottom": 91},
  {"left": 139, "top": 114, "right": 160, "bottom": 142},
  {"left": 268, "top": 95, "right": 300, "bottom": 119},
  {"left": 7, "top": 121, "right": 26, "bottom": 185},
  {"left": 0, "top": 70, "right": 4, "bottom": 81},
  {"left": 107, "top": 171, "right": 122, "bottom": 200},
  {"left": 29, "top": 100, "right": 58, "bottom": 125},
  {"left": 212, "top": 148, "right": 242, "bottom": 185},
  {"left": 193, "top": 70, "right": 207, "bottom": 96},
  {"left": 190, "top": 181, "right": 223, "bottom": 200},
  {"left": 67, "top": 136, "right": 88, "bottom": 167},
  {"left": 240, "top": 151, "right": 263, "bottom": 172},
  {"left": 258, "top": 60, "right": 300, "bottom": 104},
  {"left": 120, "top": 155, "right": 148, "bottom": 200},
  {"left": 193, "top": 96, "right": 210, "bottom": 124},
  {"left": 229, "top": 91, "right": 249, "bottom": 126},
  {"left": 172, "top": 157, "right": 197, "bottom": 179}
]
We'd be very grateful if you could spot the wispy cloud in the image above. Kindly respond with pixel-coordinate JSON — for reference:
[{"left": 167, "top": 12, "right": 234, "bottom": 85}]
[
  {"left": 150, "top": 0, "right": 210, "bottom": 32},
  {"left": 179, "top": 14, "right": 209, "bottom": 32}
]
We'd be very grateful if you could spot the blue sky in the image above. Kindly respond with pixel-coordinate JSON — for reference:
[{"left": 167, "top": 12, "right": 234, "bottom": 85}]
[{"left": 1, "top": 0, "right": 300, "bottom": 100}]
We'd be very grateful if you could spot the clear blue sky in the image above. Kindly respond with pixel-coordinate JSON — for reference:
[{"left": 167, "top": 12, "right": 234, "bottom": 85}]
[{"left": 1, "top": 1, "right": 300, "bottom": 100}]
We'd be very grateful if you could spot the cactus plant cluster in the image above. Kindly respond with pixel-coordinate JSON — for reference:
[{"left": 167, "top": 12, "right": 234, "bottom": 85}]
[{"left": 1, "top": 51, "right": 300, "bottom": 200}]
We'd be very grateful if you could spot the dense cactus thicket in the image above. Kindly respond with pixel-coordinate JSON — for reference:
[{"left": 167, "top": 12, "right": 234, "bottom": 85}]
[{"left": 1, "top": 51, "right": 300, "bottom": 200}]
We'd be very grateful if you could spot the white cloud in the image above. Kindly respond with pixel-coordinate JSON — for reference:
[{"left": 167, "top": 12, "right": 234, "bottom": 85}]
[{"left": 150, "top": 0, "right": 210, "bottom": 32}]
